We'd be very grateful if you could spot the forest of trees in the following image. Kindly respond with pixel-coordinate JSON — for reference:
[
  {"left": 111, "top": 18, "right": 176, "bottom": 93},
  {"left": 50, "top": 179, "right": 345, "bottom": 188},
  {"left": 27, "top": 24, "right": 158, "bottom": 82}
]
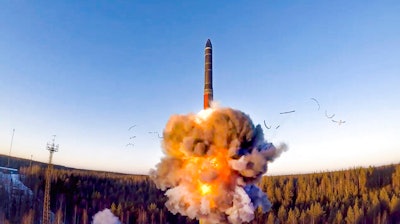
[
  {"left": 257, "top": 165, "right": 400, "bottom": 224},
  {"left": 0, "top": 155, "right": 399, "bottom": 223}
]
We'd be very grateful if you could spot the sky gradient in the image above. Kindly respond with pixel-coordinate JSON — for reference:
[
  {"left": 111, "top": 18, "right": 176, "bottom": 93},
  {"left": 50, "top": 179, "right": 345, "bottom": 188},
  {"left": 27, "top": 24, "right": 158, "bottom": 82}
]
[{"left": 1, "top": 1, "right": 399, "bottom": 175}]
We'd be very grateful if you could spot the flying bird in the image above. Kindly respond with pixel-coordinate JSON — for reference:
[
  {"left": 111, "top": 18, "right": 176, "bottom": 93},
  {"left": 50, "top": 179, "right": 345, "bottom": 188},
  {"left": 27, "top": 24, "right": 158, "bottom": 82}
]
[
  {"left": 149, "top": 131, "right": 163, "bottom": 139},
  {"left": 325, "top": 110, "right": 335, "bottom": 119},
  {"left": 332, "top": 119, "right": 346, "bottom": 125},
  {"left": 310, "top": 98, "right": 320, "bottom": 110},
  {"left": 263, "top": 120, "right": 271, "bottom": 129},
  {"left": 125, "top": 143, "right": 134, "bottom": 148},
  {"left": 279, "top": 110, "right": 295, "bottom": 114},
  {"left": 128, "top": 125, "right": 136, "bottom": 131},
  {"left": 129, "top": 136, "right": 136, "bottom": 139},
  {"left": 275, "top": 125, "right": 280, "bottom": 129}
]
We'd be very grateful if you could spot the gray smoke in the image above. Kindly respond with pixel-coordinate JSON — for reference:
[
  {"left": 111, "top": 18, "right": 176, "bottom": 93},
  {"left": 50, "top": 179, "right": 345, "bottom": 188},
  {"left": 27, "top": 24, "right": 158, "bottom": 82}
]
[{"left": 150, "top": 107, "right": 287, "bottom": 223}]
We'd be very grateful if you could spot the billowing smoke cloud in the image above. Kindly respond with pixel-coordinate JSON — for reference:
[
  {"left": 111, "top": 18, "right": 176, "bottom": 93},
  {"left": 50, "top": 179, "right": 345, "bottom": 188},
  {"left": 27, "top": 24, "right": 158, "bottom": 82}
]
[
  {"left": 150, "top": 107, "right": 287, "bottom": 224},
  {"left": 92, "top": 208, "right": 121, "bottom": 224}
]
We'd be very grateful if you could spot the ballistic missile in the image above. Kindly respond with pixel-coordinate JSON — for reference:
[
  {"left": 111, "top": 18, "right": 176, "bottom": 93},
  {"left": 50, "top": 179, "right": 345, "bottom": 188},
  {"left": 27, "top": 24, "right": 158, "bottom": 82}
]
[{"left": 204, "top": 39, "right": 213, "bottom": 109}]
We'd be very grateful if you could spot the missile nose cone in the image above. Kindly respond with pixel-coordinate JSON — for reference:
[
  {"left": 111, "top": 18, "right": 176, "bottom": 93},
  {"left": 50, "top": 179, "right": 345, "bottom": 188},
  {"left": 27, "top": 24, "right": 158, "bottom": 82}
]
[{"left": 206, "top": 39, "right": 212, "bottom": 48}]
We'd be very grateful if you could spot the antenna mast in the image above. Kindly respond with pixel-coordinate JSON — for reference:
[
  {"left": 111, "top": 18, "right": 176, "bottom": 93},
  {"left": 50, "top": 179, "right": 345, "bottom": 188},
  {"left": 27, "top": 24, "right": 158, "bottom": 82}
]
[
  {"left": 43, "top": 135, "right": 59, "bottom": 224},
  {"left": 7, "top": 128, "right": 15, "bottom": 167}
]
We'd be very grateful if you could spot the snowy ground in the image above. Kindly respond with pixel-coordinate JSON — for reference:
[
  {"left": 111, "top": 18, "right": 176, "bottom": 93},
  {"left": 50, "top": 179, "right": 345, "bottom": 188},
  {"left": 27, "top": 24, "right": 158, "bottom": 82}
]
[{"left": 0, "top": 170, "right": 33, "bottom": 199}]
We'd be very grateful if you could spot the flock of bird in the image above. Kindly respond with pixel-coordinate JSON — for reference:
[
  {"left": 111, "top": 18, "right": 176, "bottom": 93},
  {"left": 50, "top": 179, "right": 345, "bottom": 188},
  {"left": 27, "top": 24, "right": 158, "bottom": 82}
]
[
  {"left": 263, "top": 97, "right": 346, "bottom": 131},
  {"left": 125, "top": 125, "right": 137, "bottom": 148},
  {"left": 311, "top": 97, "right": 346, "bottom": 125},
  {"left": 125, "top": 98, "right": 346, "bottom": 149},
  {"left": 148, "top": 131, "right": 163, "bottom": 139},
  {"left": 125, "top": 125, "right": 163, "bottom": 148}
]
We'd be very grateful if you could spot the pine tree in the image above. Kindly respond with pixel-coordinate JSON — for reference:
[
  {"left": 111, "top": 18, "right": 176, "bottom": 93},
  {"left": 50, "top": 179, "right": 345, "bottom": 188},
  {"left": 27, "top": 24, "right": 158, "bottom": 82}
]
[
  {"left": 358, "top": 168, "right": 367, "bottom": 194},
  {"left": 379, "top": 188, "right": 390, "bottom": 211},
  {"left": 299, "top": 211, "right": 307, "bottom": 224},
  {"left": 116, "top": 203, "right": 123, "bottom": 217},
  {"left": 389, "top": 195, "right": 399, "bottom": 212},
  {"left": 55, "top": 208, "right": 63, "bottom": 224},
  {"left": 254, "top": 206, "right": 264, "bottom": 223},
  {"left": 345, "top": 206, "right": 355, "bottom": 224},
  {"left": 266, "top": 212, "right": 275, "bottom": 224},
  {"left": 81, "top": 208, "right": 88, "bottom": 224},
  {"left": 353, "top": 202, "right": 364, "bottom": 224},
  {"left": 308, "top": 202, "right": 324, "bottom": 224},
  {"left": 287, "top": 208, "right": 299, "bottom": 224},
  {"left": 392, "top": 165, "right": 400, "bottom": 189},
  {"left": 110, "top": 202, "right": 117, "bottom": 215},
  {"left": 333, "top": 210, "right": 343, "bottom": 224},
  {"left": 380, "top": 210, "right": 388, "bottom": 224},
  {"left": 21, "top": 209, "right": 34, "bottom": 224},
  {"left": 277, "top": 206, "right": 286, "bottom": 222}
]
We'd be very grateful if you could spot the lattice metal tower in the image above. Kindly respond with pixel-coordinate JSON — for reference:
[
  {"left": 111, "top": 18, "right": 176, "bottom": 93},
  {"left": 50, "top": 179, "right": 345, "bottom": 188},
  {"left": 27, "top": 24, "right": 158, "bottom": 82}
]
[{"left": 43, "top": 135, "right": 59, "bottom": 224}]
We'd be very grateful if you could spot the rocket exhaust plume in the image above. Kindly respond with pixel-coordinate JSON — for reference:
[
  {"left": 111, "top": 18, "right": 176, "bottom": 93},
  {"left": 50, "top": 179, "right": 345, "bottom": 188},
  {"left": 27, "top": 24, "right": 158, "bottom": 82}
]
[{"left": 150, "top": 106, "right": 287, "bottom": 223}]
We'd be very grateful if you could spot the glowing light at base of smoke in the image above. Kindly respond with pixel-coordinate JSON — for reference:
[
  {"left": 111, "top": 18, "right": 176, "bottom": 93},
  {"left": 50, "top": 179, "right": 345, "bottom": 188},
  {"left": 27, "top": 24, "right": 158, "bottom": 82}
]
[
  {"left": 150, "top": 107, "right": 287, "bottom": 224},
  {"left": 92, "top": 208, "right": 121, "bottom": 224},
  {"left": 201, "top": 184, "right": 212, "bottom": 195}
]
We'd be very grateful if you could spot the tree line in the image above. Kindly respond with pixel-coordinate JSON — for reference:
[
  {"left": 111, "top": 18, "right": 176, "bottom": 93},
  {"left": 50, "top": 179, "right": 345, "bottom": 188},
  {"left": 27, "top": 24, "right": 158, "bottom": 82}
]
[
  {"left": 256, "top": 164, "right": 400, "bottom": 223},
  {"left": 0, "top": 155, "right": 399, "bottom": 223}
]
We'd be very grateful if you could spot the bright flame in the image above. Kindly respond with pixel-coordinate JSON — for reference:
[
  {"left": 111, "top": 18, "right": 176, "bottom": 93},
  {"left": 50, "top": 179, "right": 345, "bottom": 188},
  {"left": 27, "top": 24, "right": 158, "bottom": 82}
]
[
  {"left": 195, "top": 108, "right": 214, "bottom": 124},
  {"left": 200, "top": 184, "right": 211, "bottom": 195},
  {"left": 182, "top": 149, "right": 233, "bottom": 205}
]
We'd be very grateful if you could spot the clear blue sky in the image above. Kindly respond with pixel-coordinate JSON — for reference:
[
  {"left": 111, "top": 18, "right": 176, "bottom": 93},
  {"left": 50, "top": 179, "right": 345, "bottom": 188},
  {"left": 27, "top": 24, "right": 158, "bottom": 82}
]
[{"left": 1, "top": 1, "right": 399, "bottom": 175}]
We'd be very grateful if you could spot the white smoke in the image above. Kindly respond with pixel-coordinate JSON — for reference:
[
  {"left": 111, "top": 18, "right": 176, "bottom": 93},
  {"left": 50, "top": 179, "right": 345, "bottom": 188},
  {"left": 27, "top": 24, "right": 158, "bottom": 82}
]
[
  {"left": 92, "top": 209, "right": 121, "bottom": 224},
  {"left": 225, "top": 187, "right": 255, "bottom": 224}
]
